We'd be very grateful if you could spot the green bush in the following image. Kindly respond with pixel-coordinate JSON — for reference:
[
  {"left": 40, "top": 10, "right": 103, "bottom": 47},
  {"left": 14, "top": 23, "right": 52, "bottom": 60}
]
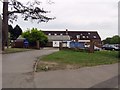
[{"left": 22, "top": 28, "right": 48, "bottom": 47}]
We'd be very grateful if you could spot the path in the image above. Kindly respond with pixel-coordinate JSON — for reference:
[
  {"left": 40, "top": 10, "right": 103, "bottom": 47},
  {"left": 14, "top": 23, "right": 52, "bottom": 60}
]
[{"left": 2, "top": 48, "right": 59, "bottom": 88}]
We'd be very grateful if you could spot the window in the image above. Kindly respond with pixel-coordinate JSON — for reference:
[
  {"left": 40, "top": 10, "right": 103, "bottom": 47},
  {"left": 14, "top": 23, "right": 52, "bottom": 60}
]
[
  {"left": 83, "top": 36, "right": 85, "bottom": 38},
  {"left": 76, "top": 35, "right": 80, "bottom": 39},
  {"left": 60, "top": 33, "right": 63, "bottom": 35},
  {"left": 88, "top": 33, "right": 90, "bottom": 35},
  {"left": 54, "top": 33, "right": 57, "bottom": 35},
  {"left": 93, "top": 36, "right": 97, "bottom": 38},
  {"left": 48, "top": 33, "right": 51, "bottom": 35}
]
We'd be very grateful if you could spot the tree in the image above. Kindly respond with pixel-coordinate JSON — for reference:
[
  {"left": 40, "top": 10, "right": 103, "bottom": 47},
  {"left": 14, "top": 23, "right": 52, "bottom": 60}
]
[
  {"left": 22, "top": 28, "right": 48, "bottom": 48},
  {"left": 102, "top": 35, "right": 120, "bottom": 44},
  {"left": 103, "top": 37, "right": 112, "bottom": 44},
  {"left": 8, "top": 25, "right": 22, "bottom": 47},
  {"left": 8, "top": 0, "right": 55, "bottom": 23},
  {"left": 2, "top": 0, "right": 55, "bottom": 50},
  {"left": 8, "top": 25, "right": 22, "bottom": 40},
  {"left": 110, "top": 35, "right": 120, "bottom": 44},
  {"left": 0, "top": 15, "right": 2, "bottom": 50}
]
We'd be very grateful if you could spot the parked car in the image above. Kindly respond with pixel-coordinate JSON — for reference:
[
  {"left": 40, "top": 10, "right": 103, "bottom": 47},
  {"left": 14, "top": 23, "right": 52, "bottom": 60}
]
[
  {"left": 84, "top": 44, "right": 101, "bottom": 51},
  {"left": 102, "top": 44, "right": 119, "bottom": 51},
  {"left": 94, "top": 46, "right": 102, "bottom": 51}
]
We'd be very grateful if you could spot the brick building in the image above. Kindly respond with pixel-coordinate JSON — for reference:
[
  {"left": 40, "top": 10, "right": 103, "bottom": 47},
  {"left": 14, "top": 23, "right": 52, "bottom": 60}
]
[{"left": 43, "top": 29, "right": 101, "bottom": 48}]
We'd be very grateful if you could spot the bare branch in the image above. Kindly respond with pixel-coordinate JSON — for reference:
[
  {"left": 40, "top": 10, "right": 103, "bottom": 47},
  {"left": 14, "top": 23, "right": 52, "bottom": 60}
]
[{"left": 8, "top": 0, "right": 55, "bottom": 23}]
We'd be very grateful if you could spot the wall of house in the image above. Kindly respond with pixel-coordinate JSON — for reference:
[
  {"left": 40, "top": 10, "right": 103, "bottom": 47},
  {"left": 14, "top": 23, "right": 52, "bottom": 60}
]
[
  {"left": 43, "top": 31, "right": 101, "bottom": 49},
  {"left": 53, "top": 41, "right": 61, "bottom": 47}
]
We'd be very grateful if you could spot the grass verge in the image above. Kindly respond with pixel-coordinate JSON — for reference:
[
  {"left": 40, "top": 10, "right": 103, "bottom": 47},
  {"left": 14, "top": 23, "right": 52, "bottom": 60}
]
[{"left": 37, "top": 50, "right": 119, "bottom": 72}]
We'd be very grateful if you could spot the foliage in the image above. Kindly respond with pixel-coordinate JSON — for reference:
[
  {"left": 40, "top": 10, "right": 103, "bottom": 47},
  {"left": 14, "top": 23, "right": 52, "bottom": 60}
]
[
  {"left": 103, "top": 35, "right": 120, "bottom": 44},
  {"left": 110, "top": 35, "right": 120, "bottom": 44},
  {"left": 8, "top": 0, "right": 55, "bottom": 23},
  {"left": 8, "top": 25, "right": 22, "bottom": 40},
  {"left": 22, "top": 28, "right": 48, "bottom": 46}
]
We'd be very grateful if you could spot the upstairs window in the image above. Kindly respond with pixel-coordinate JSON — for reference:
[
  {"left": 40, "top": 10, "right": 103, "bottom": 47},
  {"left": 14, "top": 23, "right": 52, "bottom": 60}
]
[
  {"left": 83, "top": 36, "right": 85, "bottom": 38},
  {"left": 54, "top": 33, "right": 57, "bottom": 35},
  {"left": 93, "top": 36, "right": 97, "bottom": 38},
  {"left": 76, "top": 35, "right": 80, "bottom": 39},
  {"left": 60, "top": 33, "right": 63, "bottom": 35},
  {"left": 88, "top": 33, "right": 91, "bottom": 35},
  {"left": 48, "top": 33, "right": 51, "bottom": 35}
]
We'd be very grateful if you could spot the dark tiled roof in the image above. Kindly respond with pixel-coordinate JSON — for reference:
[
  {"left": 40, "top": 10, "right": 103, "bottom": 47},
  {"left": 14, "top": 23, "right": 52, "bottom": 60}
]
[{"left": 43, "top": 31, "right": 101, "bottom": 40}]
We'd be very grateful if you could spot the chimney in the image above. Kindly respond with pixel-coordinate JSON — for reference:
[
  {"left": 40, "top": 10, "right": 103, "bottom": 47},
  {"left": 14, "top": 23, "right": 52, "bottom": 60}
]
[{"left": 66, "top": 29, "right": 68, "bottom": 35}]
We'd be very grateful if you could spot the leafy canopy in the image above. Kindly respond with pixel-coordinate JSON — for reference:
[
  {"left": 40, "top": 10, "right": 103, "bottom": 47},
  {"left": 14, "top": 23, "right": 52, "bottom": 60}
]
[
  {"left": 7, "top": 0, "right": 55, "bottom": 23},
  {"left": 8, "top": 25, "right": 22, "bottom": 40},
  {"left": 22, "top": 28, "right": 48, "bottom": 46},
  {"left": 103, "top": 35, "right": 120, "bottom": 44}
]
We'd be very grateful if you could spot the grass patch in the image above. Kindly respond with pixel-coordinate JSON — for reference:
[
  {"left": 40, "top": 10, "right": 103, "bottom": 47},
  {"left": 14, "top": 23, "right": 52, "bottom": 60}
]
[
  {"left": 37, "top": 50, "right": 119, "bottom": 72},
  {"left": 3, "top": 48, "right": 33, "bottom": 54}
]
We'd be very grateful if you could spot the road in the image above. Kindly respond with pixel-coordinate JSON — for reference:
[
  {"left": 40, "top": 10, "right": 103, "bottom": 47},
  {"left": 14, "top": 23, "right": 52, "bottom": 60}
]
[
  {"left": 2, "top": 48, "right": 59, "bottom": 88},
  {"left": 34, "top": 63, "right": 119, "bottom": 88},
  {"left": 2, "top": 48, "right": 119, "bottom": 88}
]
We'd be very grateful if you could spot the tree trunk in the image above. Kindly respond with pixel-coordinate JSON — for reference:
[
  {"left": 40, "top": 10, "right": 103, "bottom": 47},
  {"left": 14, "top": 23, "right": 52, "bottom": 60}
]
[
  {"left": 89, "top": 40, "right": 94, "bottom": 53},
  {"left": 59, "top": 42, "right": 62, "bottom": 50},
  {"left": 36, "top": 40, "right": 40, "bottom": 49},
  {"left": 2, "top": 1, "right": 9, "bottom": 51},
  {"left": 0, "top": 16, "right": 2, "bottom": 51}
]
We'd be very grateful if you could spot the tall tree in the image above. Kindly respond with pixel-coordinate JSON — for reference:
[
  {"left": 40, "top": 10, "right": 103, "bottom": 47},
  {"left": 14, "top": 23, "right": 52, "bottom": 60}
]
[
  {"left": 2, "top": 0, "right": 55, "bottom": 50},
  {"left": 102, "top": 37, "right": 112, "bottom": 44},
  {"left": 102, "top": 35, "right": 120, "bottom": 44},
  {"left": 22, "top": 28, "right": 48, "bottom": 48},
  {"left": 0, "top": 15, "right": 2, "bottom": 50},
  {"left": 8, "top": 25, "right": 22, "bottom": 40},
  {"left": 8, "top": 0, "right": 55, "bottom": 23},
  {"left": 110, "top": 35, "right": 120, "bottom": 44}
]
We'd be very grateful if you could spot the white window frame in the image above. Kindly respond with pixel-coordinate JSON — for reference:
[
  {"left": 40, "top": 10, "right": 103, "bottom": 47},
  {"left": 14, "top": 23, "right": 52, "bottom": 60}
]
[
  {"left": 93, "top": 36, "right": 97, "bottom": 38},
  {"left": 48, "top": 33, "right": 51, "bottom": 35}
]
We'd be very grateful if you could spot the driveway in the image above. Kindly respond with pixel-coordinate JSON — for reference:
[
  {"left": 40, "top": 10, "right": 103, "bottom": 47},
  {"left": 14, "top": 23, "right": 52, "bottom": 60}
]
[
  {"left": 2, "top": 48, "right": 119, "bottom": 88},
  {"left": 2, "top": 48, "right": 59, "bottom": 88}
]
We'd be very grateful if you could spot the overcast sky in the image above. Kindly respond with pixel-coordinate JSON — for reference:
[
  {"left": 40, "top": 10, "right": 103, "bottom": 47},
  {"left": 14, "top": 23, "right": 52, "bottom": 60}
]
[{"left": 0, "top": 0, "right": 119, "bottom": 40}]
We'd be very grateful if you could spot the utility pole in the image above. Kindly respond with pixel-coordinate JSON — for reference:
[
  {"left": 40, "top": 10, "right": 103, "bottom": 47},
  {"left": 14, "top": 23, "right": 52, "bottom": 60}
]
[{"left": 2, "top": 0, "right": 9, "bottom": 51}]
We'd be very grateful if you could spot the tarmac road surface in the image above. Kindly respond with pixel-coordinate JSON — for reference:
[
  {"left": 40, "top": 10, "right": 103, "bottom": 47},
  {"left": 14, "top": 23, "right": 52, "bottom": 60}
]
[
  {"left": 2, "top": 48, "right": 59, "bottom": 88},
  {"left": 2, "top": 48, "right": 119, "bottom": 88},
  {"left": 34, "top": 63, "right": 118, "bottom": 88}
]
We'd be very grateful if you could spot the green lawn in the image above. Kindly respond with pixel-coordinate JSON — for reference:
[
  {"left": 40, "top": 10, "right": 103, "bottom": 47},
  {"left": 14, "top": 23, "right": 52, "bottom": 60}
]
[
  {"left": 40, "top": 50, "right": 119, "bottom": 67},
  {"left": 3, "top": 48, "right": 32, "bottom": 54}
]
